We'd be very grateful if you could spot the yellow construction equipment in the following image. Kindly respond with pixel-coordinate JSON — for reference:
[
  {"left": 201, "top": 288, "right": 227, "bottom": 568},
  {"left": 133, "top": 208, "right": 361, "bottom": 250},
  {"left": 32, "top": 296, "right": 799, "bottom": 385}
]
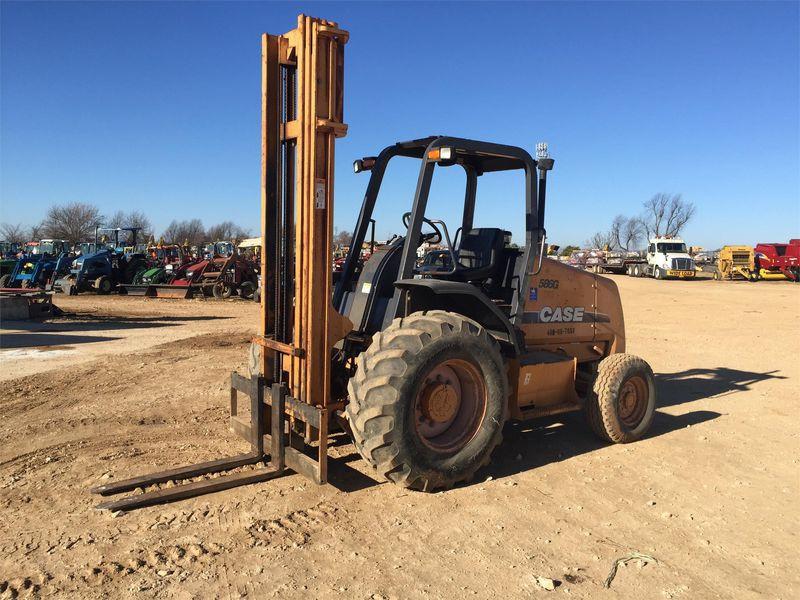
[{"left": 714, "top": 245, "right": 757, "bottom": 281}]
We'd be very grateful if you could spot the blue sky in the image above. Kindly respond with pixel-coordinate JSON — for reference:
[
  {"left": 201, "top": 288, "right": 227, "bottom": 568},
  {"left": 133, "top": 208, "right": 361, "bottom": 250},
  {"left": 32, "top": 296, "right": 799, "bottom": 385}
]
[{"left": 1, "top": 1, "right": 798, "bottom": 248}]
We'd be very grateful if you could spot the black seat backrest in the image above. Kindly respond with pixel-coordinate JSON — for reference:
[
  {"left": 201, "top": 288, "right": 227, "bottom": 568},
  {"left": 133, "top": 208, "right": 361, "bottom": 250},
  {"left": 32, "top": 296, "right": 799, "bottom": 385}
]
[{"left": 457, "top": 228, "right": 506, "bottom": 270}]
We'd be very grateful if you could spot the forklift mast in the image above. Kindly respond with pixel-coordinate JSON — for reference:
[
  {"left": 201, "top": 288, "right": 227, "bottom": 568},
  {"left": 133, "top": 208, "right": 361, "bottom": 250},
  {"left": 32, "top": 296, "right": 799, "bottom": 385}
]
[{"left": 257, "top": 16, "right": 351, "bottom": 409}]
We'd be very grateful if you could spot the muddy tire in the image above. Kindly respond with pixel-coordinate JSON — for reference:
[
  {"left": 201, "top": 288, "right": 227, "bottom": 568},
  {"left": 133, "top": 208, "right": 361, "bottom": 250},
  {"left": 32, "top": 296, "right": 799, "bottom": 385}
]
[
  {"left": 346, "top": 311, "right": 507, "bottom": 491},
  {"left": 585, "top": 353, "right": 656, "bottom": 443}
]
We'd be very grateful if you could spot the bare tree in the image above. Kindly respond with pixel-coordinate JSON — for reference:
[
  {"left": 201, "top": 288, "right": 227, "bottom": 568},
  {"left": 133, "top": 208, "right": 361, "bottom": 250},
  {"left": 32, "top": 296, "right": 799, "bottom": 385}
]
[
  {"left": 0, "top": 222, "right": 26, "bottom": 243},
  {"left": 333, "top": 228, "right": 352, "bottom": 248},
  {"left": 206, "top": 221, "right": 251, "bottom": 242},
  {"left": 28, "top": 223, "right": 43, "bottom": 241},
  {"left": 106, "top": 210, "right": 153, "bottom": 243},
  {"left": 609, "top": 215, "right": 626, "bottom": 249},
  {"left": 609, "top": 214, "right": 646, "bottom": 251},
  {"left": 107, "top": 210, "right": 126, "bottom": 229},
  {"left": 642, "top": 193, "right": 695, "bottom": 238},
  {"left": 40, "top": 202, "right": 103, "bottom": 243},
  {"left": 162, "top": 219, "right": 205, "bottom": 246},
  {"left": 587, "top": 230, "right": 615, "bottom": 250}
]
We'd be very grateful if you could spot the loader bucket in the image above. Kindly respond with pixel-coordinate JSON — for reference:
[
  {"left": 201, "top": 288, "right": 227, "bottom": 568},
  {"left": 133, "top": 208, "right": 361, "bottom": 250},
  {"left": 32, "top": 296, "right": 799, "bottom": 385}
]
[
  {"left": 53, "top": 276, "right": 77, "bottom": 296},
  {"left": 150, "top": 284, "right": 193, "bottom": 299},
  {"left": 120, "top": 284, "right": 155, "bottom": 297}
]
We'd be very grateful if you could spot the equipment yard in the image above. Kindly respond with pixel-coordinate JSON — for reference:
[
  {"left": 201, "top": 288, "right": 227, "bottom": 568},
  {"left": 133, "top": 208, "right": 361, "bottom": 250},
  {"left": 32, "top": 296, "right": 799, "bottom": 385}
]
[{"left": 1, "top": 276, "right": 797, "bottom": 599}]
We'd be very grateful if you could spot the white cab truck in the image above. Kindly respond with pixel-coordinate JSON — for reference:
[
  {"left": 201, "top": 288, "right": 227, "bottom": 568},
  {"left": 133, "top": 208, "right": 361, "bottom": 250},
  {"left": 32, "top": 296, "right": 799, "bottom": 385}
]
[{"left": 625, "top": 237, "right": 697, "bottom": 279}]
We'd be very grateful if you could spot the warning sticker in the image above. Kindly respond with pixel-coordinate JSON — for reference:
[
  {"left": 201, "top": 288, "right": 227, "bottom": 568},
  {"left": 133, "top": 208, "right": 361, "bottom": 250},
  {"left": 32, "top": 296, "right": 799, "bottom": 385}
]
[{"left": 315, "top": 180, "right": 326, "bottom": 209}]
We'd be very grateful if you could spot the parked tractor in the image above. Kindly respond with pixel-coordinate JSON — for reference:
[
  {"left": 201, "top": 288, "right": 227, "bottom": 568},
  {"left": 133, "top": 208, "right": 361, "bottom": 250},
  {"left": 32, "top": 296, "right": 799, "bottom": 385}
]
[
  {"left": 121, "top": 244, "right": 190, "bottom": 296},
  {"left": 55, "top": 227, "right": 147, "bottom": 295},
  {"left": 0, "top": 241, "right": 22, "bottom": 280},
  {"left": 0, "top": 239, "right": 73, "bottom": 290},
  {"left": 175, "top": 253, "right": 259, "bottom": 299},
  {"left": 714, "top": 246, "right": 757, "bottom": 281},
  {"left": 754, "top": 241, "right": 800, "bottom": 281}
]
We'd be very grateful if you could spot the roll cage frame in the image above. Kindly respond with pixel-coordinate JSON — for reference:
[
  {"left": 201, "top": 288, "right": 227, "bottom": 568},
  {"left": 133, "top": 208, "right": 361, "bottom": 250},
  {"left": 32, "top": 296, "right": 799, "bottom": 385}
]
[{"left": 333, "top": 135, "right": 549, "bottom": 329}]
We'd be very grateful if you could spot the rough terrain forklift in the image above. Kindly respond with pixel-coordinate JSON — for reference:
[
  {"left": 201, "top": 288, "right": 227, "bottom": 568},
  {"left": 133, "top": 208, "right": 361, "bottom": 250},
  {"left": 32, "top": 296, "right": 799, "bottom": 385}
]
[{"left": 93, "top": 15, "right": 655, "bottom": 510}]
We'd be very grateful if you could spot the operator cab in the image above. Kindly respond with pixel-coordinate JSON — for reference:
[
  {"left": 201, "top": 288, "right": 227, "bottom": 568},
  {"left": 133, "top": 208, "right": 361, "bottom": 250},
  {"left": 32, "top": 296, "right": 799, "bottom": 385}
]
[{"left": 334, "top": 136, "right": 551, "bottom": 353}]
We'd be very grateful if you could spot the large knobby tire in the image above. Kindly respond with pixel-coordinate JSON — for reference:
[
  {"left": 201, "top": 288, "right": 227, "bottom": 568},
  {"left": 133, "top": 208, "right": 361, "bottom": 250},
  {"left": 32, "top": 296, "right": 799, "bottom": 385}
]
[
  {"left": 346, "top": 311, "right": 507, "bottom": 491},
  {"left": 0, "top": 274, "right": 9, "bottom": 288},
  {"left": 585, "top": 353, "right": 656, "bottom": 443}
]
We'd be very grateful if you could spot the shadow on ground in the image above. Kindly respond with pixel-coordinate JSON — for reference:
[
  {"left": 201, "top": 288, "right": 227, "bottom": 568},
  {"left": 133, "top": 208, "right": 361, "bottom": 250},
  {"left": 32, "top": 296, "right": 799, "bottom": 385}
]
[
  {"left": 655, "top": 367, "right": 785, "bottom": 407},
  {"left": 484, "top": 366, "right": 784, "bottom": 483},
  {"left": 1, "top": 333, "right": 123, "bottom": 349},
  {"left": 1, "top": 314, "right": 231, "bottom": 334}
]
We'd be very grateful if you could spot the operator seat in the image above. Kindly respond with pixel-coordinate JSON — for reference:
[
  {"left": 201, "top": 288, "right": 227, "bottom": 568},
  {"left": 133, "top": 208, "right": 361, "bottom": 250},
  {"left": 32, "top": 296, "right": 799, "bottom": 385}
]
[{"left": 447, "top": 227, "right": 509, "bottom": 283}]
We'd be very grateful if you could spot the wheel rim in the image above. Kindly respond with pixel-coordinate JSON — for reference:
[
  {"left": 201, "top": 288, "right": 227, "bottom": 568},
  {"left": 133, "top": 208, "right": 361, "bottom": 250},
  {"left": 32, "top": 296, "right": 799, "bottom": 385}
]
[
  {"left": 618, "top": 375, "right": 649, "bottom": 428},
  {"left": 413, "top": 358, "right": 487, "bottom": 453}
]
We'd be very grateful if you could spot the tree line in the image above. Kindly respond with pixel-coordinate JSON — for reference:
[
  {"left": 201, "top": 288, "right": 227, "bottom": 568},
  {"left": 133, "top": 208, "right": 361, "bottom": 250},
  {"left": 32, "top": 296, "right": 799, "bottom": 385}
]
[
  {"left": 586, "top": 193, "right": 696, "bottom": 251},
  {"left": 0, "top": 202, "right": 251, "bottom": 247}
]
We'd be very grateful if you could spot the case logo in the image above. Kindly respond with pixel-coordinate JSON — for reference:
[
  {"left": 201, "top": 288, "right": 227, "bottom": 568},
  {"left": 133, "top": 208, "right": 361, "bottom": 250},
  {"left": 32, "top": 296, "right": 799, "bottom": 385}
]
[{"left": 538, "top": 306, "right": 585, "bottom": 323}]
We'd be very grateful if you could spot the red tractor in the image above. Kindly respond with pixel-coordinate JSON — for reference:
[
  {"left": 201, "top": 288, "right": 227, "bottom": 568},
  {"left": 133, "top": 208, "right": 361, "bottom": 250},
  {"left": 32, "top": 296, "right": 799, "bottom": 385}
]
[
  {"left": 754, "top": 240, "right": 800, "bottom": 281},
  {"left": 170, "top": 253, "right": 259, "bottom": 299}
]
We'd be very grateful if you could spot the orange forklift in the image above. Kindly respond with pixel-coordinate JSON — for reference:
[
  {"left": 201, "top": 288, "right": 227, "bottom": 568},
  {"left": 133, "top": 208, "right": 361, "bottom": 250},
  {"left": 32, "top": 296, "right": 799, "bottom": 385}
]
[{"left": 93, "top": 15, "right": 655, "bottom": 510}]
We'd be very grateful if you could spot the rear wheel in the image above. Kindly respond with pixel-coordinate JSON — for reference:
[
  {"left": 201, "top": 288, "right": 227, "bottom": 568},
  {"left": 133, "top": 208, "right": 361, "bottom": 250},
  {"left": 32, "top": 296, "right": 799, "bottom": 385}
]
[
  {"left": 239, "top": 280, "right": 256, "bottom": 299},
  {"left": 0, "top": 274, "right": 9, "bottom": 288},
  {"left": 347, "top": 311, "right": 507, "bottom": 491},
  {"left": 585, "top": 353, "right": 656, "bottom": 443},
  {"left": 95, "top": 276, "right": 112, "bottom": 295}
]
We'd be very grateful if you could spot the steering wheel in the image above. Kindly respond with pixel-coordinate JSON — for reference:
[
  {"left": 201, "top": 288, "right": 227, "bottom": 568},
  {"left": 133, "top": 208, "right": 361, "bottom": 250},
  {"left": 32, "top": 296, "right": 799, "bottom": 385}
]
[{"left": 402, "top": 212, "right": 443, "bottom": 244}]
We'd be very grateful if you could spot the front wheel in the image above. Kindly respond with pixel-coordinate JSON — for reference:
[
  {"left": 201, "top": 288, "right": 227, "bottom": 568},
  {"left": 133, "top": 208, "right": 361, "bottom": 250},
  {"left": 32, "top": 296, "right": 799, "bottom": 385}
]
[
  {"left": 0, "top": 274, "right": 9, "bottom": 288},
  {"left": 654, "top": 267, "right": 664, "bottom": 280},
  {"left": 346, "top": 311, "right": 507, "bottom": 491},
  {"left": 585, "top": 353, "right": 656, "bottom": 443},
  {"left": 212, "top": 281, "right": 233, "bottom": 299}
]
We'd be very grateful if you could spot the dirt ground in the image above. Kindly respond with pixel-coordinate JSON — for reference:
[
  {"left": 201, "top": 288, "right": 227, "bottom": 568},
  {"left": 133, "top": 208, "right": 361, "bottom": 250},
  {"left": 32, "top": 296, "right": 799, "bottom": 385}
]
[{"left": 1, "top": 277, "right": 798, "bottom": 599}]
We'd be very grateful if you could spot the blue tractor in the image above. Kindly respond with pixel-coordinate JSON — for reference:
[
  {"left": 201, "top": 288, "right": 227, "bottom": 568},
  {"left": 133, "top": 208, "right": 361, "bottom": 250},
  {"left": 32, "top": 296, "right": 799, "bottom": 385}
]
[
  {"left": 0, "top": 239, "right": 74, "bottom": 290},
  {"left": 54, "top": 227, "right": 148, "bottom": 295}
]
